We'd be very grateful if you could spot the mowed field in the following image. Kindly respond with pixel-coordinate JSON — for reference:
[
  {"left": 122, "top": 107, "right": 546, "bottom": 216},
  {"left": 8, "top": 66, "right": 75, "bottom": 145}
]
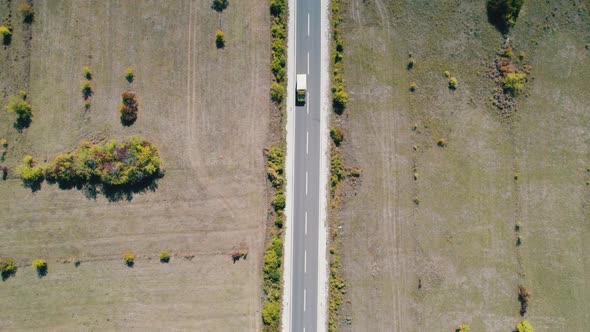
[
  {"left": 336, "top": 0, "right": 589, "bottom": 331},
  {"left": 0, "top": 0, "right": 270, "bottom": 330}
]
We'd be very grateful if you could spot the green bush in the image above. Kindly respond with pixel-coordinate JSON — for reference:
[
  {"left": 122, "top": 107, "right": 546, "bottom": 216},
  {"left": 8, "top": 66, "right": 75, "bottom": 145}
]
[
  {"left": 330, "top": 148, "right": 345, "bottom": 188},
  {"left": 5, "top": 94, "right": 32, "bottom": 129},
  {"left": 81, "top": 79, "right": 93, "bottom": 98},
  {"left": 330, "top": 127, "right": 344, "bottom": 146},
  {"left": 270, "top": 82, "right": 285, "bottom": 103},
  {"left": 32, "top": 258, "right": 47, "bottom": 276},
  {"left": 0, "top": 258, "right": 17, "bottom": 279},
  {"left": 18, "top": 4, "right": 34, "bottom": 23},
  {"left": 125, "top": 67, "right": 135, "bottom": 83},
  {"left": 16, "top": 155, "right": 45, "bottom": 190},
  {"left": 516, "top": 320, "right": 534, "bottom": 332},
  {"left": 503, "top": 72, "right": 527, "bottom": 95},
  {"left": 487, "top": 0, "right": 524, "bottom": 32},
  {"left": 83, "top": 66, "right": 93, "bottom": 79},
  {"left": 409, "top": 82, "right": 417, "bottom": 92},
  {"left": 333, "top": 90, "right": 348, "bottom": 114},
  {"left": 273, "top": 192, "right": 286, "bottom": 211},
  {"left": 119, "top": 91, "right": 139, "bottom": 126},
  {"left": 274, "top": 213, "right": 284, "bottom": 228},
  {"left": 215, "top": 30, "right": 225, "bottom": 49},
  {"left": 160, "top": 251, "right": 170, "bottom": 263},
  {"left": 212, "top": 0, "right": 229, "bottom": 12},
  {"left": 457, "top": 324, "right": 470, "bottom": 332},
  {"left": 0, "top": 25, "right": 11, "bottom": 37},
  {"left": 262, "top": 300, "right": 281, "bottom": 328},
  {"left": 123, "top": 251, "right": 135, "bottom": 267},
  {"left": 449, "top": 77, "right": 458, "bottom": 90},
  {"left": 270, "top": 0, "right": 285, "bottom": 17},
  {"left": 444, "top": 70, "right": 450, "bottom": 77}
]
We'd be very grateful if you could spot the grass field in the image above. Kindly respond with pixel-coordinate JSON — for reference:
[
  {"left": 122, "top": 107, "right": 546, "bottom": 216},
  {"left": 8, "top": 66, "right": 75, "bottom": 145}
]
[
  {"left": 335, "top": 0, "right": 589, "bottom": 331},
  {"left": 0, "top": 0, "right": 270, "bottom": 330}
]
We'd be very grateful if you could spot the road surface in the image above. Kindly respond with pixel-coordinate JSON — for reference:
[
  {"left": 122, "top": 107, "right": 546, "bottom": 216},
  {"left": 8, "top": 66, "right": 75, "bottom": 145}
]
[{"left": 290, "top": 0, "right": 322, "bottom": 330}]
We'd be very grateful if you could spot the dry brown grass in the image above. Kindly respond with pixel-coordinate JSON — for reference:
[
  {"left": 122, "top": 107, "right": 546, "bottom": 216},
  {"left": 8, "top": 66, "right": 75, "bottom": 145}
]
[{"left": 0, "top": 0, "right": 270, "bottom": 330}]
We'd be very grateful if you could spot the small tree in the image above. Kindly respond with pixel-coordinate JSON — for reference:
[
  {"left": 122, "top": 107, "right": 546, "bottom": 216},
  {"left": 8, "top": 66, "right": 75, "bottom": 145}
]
[
  {"left": 0, "top": 258, "right": 17, "bottom": 280},
  {"left": 18, "top": 4, "right": 35, "bottom": 23},
  {"left": 160, "top": 251, "right": 170, "bottom": 263},
  {"left": 5, "top": 94, "right": 32, "bottom": 129},
  {"left": 516, "top": 320, "right": 534, "bottom": 332},
  {"left": 503, "top": 72, "right": 527, "bottom": 96},
  {"left": 125, "top": 67, "right": 135, "bottom": 83},
  {"left": 83, "top": 66, "right": 93, "bottom": 80},
  {"left": 449, "top": 77, "right": 458, "bottom": 90},
  {"left": 32, "top": 259, "right": 47, "bottom": 276},
  {"left": 273, "top": 192, "right": 286, "bottom": 211},
  {"left": 0, "top": 25, "right": 11, "bottom": 45},
  {"left": 333, "top": 90, "right": 348, "bottom": 114},
  {"left": 119, "top": 91, "right": 139, "bottom": 126},
  {"left": 409, "top": 82, "right": 417, "bottom": 92},
  {"left": 16, "top": 155, "right": 44, "bottom": 190},
  {"left": 123, "top": 251, "right": 135, "bottom": 267},
  {"left": 216, "top": 30, "right": 225, "bottom": 49},
  {"left": 81, "top": 79, "right": 93, "bottom": 98},
  {"left": 487, "top": 0, "right": 524, "bottom": 32},
  {"left": 212, "top": 0, "right": 229, "bottom": 12}
]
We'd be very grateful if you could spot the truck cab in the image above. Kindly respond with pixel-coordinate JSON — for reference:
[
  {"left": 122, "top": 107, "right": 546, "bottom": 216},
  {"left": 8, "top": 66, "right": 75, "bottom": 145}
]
[{"left": 296, "top": 74, "right": 307, "bottom": 105}]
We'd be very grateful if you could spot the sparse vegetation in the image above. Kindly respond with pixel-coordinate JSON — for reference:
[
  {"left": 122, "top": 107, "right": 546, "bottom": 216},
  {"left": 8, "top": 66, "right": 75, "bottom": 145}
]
[
  {"left": 32, "top": 259, "right": 47, "bottom": 276},
  {"left": 330, "top": 146, "right": 346, "bottom": 190},
  {"left": 444, "top": 70, "right": 451, "bottom": 77},
  {"left": 437, "top": 138, "right": 447, "bottom": 147},
  {"left": 330, "top": 127, "right": 344, "bottom": 146},
  {"left": 270, "top": 81, "right": 285, "bottom": 103},
  {"left": 266, "top": 145, "right": 285, "bottom": 188},
  {"left": 160, "top": 251, "right": 170, "bottom": 263},
  {"left": 212, "top": 0, "right": 229, "bottom": 12},
  {"left": 0, "top": 258, "right": 17, "bottom": 280},
  {"left": 516, "top": 320, "right": 534, "bottom": 332},
  {"left": 5, "top": 94, "right": 32, "bottom": 130},
  {"left": 503, "top": 72, "right": 527, "bottom": 96},
  {"left": 457, "top": 324, "right": 470, "bottom": 332},
  {"left": 123, "top": 251, "right": 135, "bottom": 267},
  {"left": 18, "top": 4, "right": 34, "bottom": 23},
  {"left": 119, "top": 91, "right": 139, "bottom": 126},
  {"left": 518, "top": 286, "right": 531, "bottom": 316},
  {"left": 215, "top": 30, "right": 225, "bottom": 49},
  {"left": 125, "top": 67, "right": 135, "bottom": 83}
]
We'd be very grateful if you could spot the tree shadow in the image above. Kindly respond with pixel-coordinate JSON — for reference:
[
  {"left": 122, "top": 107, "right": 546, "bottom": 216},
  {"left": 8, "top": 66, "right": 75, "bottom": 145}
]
[
  {"left": 2, "top": 34, "right": 11, "bottom": 46},
  {"left": 13, "top": 117, "right": 32, "bottom": 131},
  {"left": 1, "top": 269, "right": 16, "bottom": 281},
  {"left": 120, "top": 116, "right": 137, "bottom": 127},
  {"left": 36, "top": 265, "right": 47, "bottom": 278}
]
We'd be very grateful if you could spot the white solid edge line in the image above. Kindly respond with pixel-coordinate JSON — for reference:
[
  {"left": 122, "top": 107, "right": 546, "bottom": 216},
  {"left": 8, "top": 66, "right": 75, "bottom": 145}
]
[
  {"left": 282, "top": 0, "right": 296, "bottom": 329},
  {"left": 317, "top": 0, "right": 330, "bottom": 329}
]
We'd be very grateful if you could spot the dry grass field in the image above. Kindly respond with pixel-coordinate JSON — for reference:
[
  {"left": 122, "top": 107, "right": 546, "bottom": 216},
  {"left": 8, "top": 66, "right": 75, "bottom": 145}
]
[
  {"left": 0, "top": 0, "right": 270, "bottom": 330},
  {"left": 336, "top": 0, "right": 589, "bottom": 331}
]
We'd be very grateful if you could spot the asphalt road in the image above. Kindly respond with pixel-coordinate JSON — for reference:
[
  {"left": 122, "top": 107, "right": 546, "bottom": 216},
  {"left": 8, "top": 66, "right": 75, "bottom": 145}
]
[{"left": 291, "top": 0, "right": 322, "bottom": 330}]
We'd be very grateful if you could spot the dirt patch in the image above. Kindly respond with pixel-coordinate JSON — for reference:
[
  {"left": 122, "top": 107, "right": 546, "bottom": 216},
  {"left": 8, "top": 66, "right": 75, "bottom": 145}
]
[{"left": 0, "top": 0, "right": 270, "bottom": 330}]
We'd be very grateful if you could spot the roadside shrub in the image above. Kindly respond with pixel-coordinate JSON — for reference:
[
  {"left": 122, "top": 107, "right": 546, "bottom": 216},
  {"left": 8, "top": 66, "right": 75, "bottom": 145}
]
[
  {"left": 18, "top": 4, "right": 34, "bottom": 23},
  {"left": 123, "top": 251, "right": 135, "bottom": 267},
  {"left": 263, "top": 236, "right": 283, "bottom": 285},
  {"left": 160, "top": 251, "right": 170, "bottom": 263},
  {"left": 487, "top": 0, "right": 524, "bottom": 32},
  {"left": 270, "top": 0, "right": 285, "bottom": 17},
  {"left": 274, "top": 213, "right": 284, "bottom": 228},
  {"left": 516, "top": 320, "right": 534, "bottom": 332},
  {"left": 503, "top": 72, "right": 527, "bottom": 95},
  {"left": 32, "top": 259, "right": 47, "bottom": 276},
  {"left": 437, "top": 138, "right": 447, "bottom": 147},
  {"left": 333, "top": 90, "right": 348, "bottom": 114},
  {"left": 119, "top": 91, "right": 139, "bottom": 126},
  {"left": 81, "top": 79, "right": 93, "bottom": 98},
  {"left": 16, "top": 155, "right": 45, "bottom": 190},
  {"left": 449, "top": 77, "right": 458, "bottom": 90},
  {"left": 262, "top": 300, "right": 281, "bottom": 329},
  {"left": 215, "top": 30, "right": 225, "bottom": 49},
  {"left": 409, "top": 82, "right": 417, "bottom": 92},
  {"left": 270, "top": 81, "right": 285, "bottom": 103},
  {"left": 212, "top": 0, "right": 229, "bottom": 12},
  {"left": 330, "top": 127, "right": 344, "bottom": 146},
  {"left": 0, "top": 258, "right": 17, "bottom": 279},
  {"left": 273, "top": 192, "right": 286, "bottom": 211},
  {"left": 125, "top": 67, "right": 135, "bottom": 83},
  {"left": 5, "top": 94, "right": 32, "bottom": 129},
  {"left": 330, "top": 148, "right": 345, "bottom": 188},
  {"left": 83, "top": 66, "right": 93, "bottom": 79}
]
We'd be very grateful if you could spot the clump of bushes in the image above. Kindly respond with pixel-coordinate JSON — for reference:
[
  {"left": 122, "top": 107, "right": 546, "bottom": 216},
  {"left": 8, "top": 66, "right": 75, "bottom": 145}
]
[
  {"left": 123, "top": 251, "right": 135, "bottom": 267},
  {"left": 262, "top": 236, "right": 282, "bottom": 330},
  {"left": 32, "top": 258, "right": 47, "bottom": 276},
  {"left": 266, "top": 145, "right": 284, "bottom": 188},
  {"left": 330, "top": 146, "right": 346, "bottom": 189},
  {"left": 160, "top": 251, "right": 170, "bottom": 263},
  {"left": 409, "top": 82, "right": 417, "bottom": 92},
  {"left": 516, "top": 320, "right": 534, "bottom": 332},
  {"left": 18, "top": 4, "right": 34, "bottom": 23},
  {"left": 81, "top": 79, "right": 93, "bottom": 98},
  {"left": 487, "top": 0, "right": 524, "bottom": 32},
  {"left": 270, "top": 82, "right": 285, "bottom": 103},
  {"left": 502, "top": 72, "right": 527, "bottom": 96},
  {"left": 5, "top": 93, "right": 32, "bottom": 129},
  {"left": 16, "top": 155, "right": 44, "bottom": 190},
  {"left": 212, "top": 0, "right": 229, "bottom": 12},
  {"left": 449, "top": 77, "right": 458, "bottom": 90},
  {"left": 215, "top": 30, "right": 225, "bottom": 49},
  {"left": 0, "top": 258, "right": 17, "bottom": 280},
  {"left": 119, "top": 91, "right": 139, "bottom": 126},
  {"left": 333, "top": 90, "right": 349, "bottom": 114},
  {"left": 125, "top": 67, "right": 135, "bottom": 83},
  {"left": 273, "top": 192, "right": 286, "bottom": 211},
  {"left": 330, "top": 127, "right": 344, "bottom": 146}
]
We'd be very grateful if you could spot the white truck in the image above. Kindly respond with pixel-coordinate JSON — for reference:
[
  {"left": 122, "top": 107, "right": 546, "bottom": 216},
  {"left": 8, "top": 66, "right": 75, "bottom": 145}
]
[{"left": 296, "top": 74, "right": 307, "bottom": 104}]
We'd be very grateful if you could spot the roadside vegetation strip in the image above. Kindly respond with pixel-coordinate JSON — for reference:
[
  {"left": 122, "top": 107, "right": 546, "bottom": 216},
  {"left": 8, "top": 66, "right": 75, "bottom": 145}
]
[
  {"left": 327, "top": 0, "right": 352, "bottom": 330},
  {"left": 262, "top": 0, "right": 288, "bottom": 331}
]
